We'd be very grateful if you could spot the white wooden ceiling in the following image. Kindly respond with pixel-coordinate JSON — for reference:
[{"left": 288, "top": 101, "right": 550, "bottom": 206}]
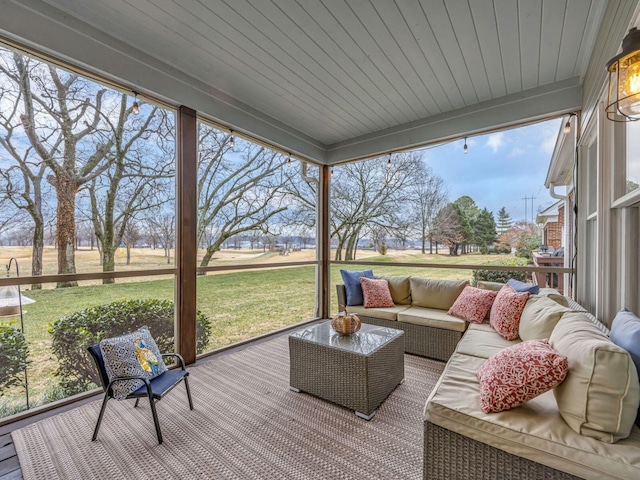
[{"left": 0, "top": 0, "right": 622, "bottom": 163}]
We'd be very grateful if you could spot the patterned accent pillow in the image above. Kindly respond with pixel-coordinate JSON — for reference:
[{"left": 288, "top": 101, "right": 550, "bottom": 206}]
[
  {"left": 490, "top": 285, "right": 529, "bottom": 340},
  {"left": 476, "top": 339, "right": 569, "bottom": 413},
  {"left": 100, "top": 327, "right": 167, "bottom": 400},
  {"left": 447, "top": 286, "right": 498, "bottom": 323},
  {"left": 359, "top": 277, "right": 395, "bottom": 308}
]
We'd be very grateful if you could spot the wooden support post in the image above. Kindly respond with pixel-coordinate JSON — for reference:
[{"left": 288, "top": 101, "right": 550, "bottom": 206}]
[
  {"left": 318, "top": 164, "right": 331, "bottom": 319},
  {"left": 176, "top": 106, "right": 197, "bottom": 364}
]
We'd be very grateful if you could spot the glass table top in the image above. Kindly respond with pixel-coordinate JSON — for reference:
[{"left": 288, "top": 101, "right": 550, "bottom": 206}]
[{"left": 290, "top": 321, "right": 403, "bottom": 355}]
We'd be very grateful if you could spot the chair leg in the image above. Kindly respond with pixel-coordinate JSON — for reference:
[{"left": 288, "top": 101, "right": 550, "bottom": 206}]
[
  {"left": 184, "top": 377, "right": 194, "bottom": 410},
  {"left": 92, "top": 392, "right": 110, "bottom": 441},
  {"left": 134, "top": 398, "right": 140, "bottom": 408},
  {"left": 148, "top": 393, "right": 163, "bottom": 444}
]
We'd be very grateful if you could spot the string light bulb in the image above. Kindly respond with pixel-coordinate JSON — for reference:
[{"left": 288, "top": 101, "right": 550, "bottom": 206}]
[
  {"left": 330, "top": 166, "right": 334, "bottom": 177},
  {"left": 287, "top": 154, "right": 291, "bottom": 167},
  {"left": 564, "top": 120, "right": 571, "bottom": 134},
  {"left": 132, "top": 91, "right": 139, "bottom": 115},
  {"left": 387, "top": 154, "right": 392, "bottom": 168},
  {"left": 463, "top": 137, "right": 468, "bottom": 154},
  {"left": 229, "top": 130, "right": 235, "bottom": 148}
]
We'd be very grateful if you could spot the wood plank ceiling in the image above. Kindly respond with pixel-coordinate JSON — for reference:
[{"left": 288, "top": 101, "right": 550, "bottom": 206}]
[{"left": 5, "top": 0, "right": 610, "bottom": 162}]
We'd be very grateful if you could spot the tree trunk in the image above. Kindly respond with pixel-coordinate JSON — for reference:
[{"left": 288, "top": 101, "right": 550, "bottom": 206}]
[
  {"left": 334, "top": 236, "right": 344, "bottom": 261},
  {"left": 30, "top": 217, "right": 44, "bottom": 290},
  {"left": 345, "top": 234, "right": 357, "bottom": 261},
  {"left": 200, "top": 245, "right": 216, "bottom": 267},
  {"left": 126, "top": 240, "right": 131, "bottom": 266},
  {"left": 102, "top": 246, "right": 116, "bottom": 284},
  {"left": 51, "top": 174, "right": 78, "bottom": 287}
]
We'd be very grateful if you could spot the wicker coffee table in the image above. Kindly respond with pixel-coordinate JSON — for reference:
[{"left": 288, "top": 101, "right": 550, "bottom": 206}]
[{"left": 289, "top": 321, "right": 405, "bottom": 420}]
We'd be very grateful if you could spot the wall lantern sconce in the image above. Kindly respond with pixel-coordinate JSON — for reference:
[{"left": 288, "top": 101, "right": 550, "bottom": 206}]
[{"left": 606, "top": 27, "right": 640, "bottom": 121}]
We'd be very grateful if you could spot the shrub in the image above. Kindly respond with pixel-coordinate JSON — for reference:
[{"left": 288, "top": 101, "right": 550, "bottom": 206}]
[
  {"left": 0, "top": 323, "right": 30, "bottom": 392},
  {"left": 472, "top": 258, "right": 529, "bottom": 286},
  {"left": 50, "top": 299, "right": 212, "bottom": 394},
  {"left": 379, "top": 242, "right": 387, "bottom": 255}
]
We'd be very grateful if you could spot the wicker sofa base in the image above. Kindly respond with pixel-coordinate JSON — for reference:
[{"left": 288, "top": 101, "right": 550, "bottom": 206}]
[
  {"left": 352, "top": 314, "right": 462, "bottom": 361},
  {"left": 424, "top": 421, "right": 582, "bottom": 480}
]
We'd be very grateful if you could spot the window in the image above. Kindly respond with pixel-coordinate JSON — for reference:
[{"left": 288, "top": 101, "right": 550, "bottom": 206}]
[
  {"left": 195, "top": 120, "right": 318, "bottom": 355},
  {"left": 0, "top": 45, "right": 177, "bottom": 418},
  {"left": 626, "top": 122, "right": 640, "bottom": 194}
]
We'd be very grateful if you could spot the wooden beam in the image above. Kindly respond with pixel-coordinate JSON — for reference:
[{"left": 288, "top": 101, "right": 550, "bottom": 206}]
[
  {"left": 318, "top": 165, "right": 331, "bottom": 318},
  {"left": 176, "top": 106, "right": 197, "bottom": 365}
]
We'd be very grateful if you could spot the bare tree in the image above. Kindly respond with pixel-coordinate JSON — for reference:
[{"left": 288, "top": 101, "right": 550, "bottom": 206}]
[
  {"left": 145, "top": 213, "right": 175, "bottom": 264},
  {"left": 0, "top": 50, "right": 117, "bottom": 287},
  {"left": 197, "top": 125, "right": 288, "bottom": 268},
  {"left": 410, "top": 162, "right": 448, "bottom": 254},
  {"left": 84, "top": 103, "right": 174, "bottom": 282},
  {"left": 330, "top": 151, "right": 422, "bottom": 260},
  {"left": 432, "top": 203, "right": 469, "bottom": 256}
]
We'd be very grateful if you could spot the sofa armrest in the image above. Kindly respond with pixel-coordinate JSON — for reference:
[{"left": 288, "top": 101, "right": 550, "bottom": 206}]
[{"left": 336, "top": 284, "right": 347, "bottom": 312}]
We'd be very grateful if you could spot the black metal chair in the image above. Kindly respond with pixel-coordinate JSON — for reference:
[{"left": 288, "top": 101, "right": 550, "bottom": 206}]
[{"left": 87, "top": 344, "right": 193, "bottom": 444}]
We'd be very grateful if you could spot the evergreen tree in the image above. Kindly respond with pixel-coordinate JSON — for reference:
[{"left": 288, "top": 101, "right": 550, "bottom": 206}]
[
  {"left": 496, "top": 206, "right": 513, "bottom": 235},
  {"left": 453, "top": 196, "right": 478, "bottom": 253},
  {"left": 474, "top": 208, "right": 497, "bottom": 250}
]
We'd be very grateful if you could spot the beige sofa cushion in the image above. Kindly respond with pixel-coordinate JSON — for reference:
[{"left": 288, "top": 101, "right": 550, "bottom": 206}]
[
  {"left": 410, "top": 278, "right": 468, "bottom": 310},
  {"left": 397, "top": 307, "right": 467, "bottom": 332},
  {"left": 535, "top": 288, "right": 570, "bottom": 307},
  {"left": 477, "top": 280, "right": 504, "bottom": 292},
  {"left": 424, "top": 353, "right": 640, "bottom": 480},
  {"left": 345, "top": 304, "right": 409, "bottom": 321},
  {"left": 549, "top": 312, "right": 640, "bottom": 443},
  {"left": 378, "top": 275, "right": 411, "bottom": 305},
  {"left": 455, "top": 327, "right": 520, "bottom": 359},
  {"left": 519, "top": 295, "right": 572, "bottom": 341}
]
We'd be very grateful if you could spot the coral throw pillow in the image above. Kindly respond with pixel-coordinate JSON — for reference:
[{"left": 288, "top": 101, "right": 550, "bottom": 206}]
[
  {"left": 359, "top": 277, "right": 395, "bottom": 308},
  {"left": 448, "top": 286, "right": 498, "bottom": 323},
  {"left": 476, "top": 339, "right": 568, "bottom": 413},
  {"left": 490, "top": 285, "right": 529, "bottom": 340}
]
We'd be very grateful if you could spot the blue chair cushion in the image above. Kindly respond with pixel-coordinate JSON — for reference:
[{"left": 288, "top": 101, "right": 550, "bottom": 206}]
[
  {"left": 340, "top": 269, "right": 374, "bottom": 306},
  {"left": 130, "top": 369, "right": 188, "bottom": 398},
  {"left": 507, "top": 278, "right": 540, "bottom": 295}
]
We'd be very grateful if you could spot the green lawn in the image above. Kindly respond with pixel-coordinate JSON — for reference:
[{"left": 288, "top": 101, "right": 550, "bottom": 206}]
[{"left": 1, "top": 252, "right": 518, "bottom": 417}]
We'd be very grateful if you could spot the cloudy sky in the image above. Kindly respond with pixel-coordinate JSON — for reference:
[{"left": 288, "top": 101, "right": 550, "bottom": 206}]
[{"left": 421, "top": 118, "right": 563, "bottom": 223}]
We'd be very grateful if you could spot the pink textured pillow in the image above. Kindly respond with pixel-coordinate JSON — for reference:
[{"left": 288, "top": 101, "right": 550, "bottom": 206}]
[
  {"left": 490, "top": 285, "right": 529, "bottom": 340},
  {"left": 359, "top": 277, "right": 395, "bottom": 308},
  {"left": 476, "top": 339, "right": 568, "bottom": 413},
  {"left": 448, "top": 286, "right": 498, "bottom": 323}
]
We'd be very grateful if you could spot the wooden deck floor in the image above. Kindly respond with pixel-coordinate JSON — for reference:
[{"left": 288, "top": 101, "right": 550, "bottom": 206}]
[
  {"left": 0, "top": 319, "right": 322, "bottom": 480},
  {"left": 0, "top": 433, "right": 21, "bottom": 480}
]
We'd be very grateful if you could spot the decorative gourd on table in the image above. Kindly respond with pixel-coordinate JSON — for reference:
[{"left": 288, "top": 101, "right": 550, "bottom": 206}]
[{"left": 331, "top": 306, "right": 361, "bottom": 335}]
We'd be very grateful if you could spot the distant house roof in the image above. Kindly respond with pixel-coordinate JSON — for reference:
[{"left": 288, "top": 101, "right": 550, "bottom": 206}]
[{"left": 536, "top": 200, "right": 563, "bottom": 225}]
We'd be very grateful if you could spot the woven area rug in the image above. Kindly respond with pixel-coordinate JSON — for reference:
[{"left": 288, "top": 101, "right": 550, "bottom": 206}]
[{"left": 12, "top": 335, "right": 444, "bottom": 479}]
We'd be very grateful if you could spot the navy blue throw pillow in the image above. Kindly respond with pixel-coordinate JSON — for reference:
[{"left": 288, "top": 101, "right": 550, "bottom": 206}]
[
  {"left": 340, "top": 269, "right": 374, "bottom": 306},
  {"left": 507, "top": 278, "right": 540, "bottom": 295}
]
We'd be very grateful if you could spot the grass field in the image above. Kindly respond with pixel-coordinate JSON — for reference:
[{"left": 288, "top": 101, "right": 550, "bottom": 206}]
[{"left": 0, "top": 246, "right": 517, "bottom": 418}]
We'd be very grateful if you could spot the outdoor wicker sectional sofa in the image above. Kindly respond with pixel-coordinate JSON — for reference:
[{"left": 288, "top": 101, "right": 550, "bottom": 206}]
[
  {"left": 336, "top": 276, "right": 470, "bottom": 361},
  {"left": 336, "top": 276, "right": 640, "bottom": 479}
]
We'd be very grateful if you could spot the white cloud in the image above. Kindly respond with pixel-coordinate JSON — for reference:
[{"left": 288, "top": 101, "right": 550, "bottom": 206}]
[
  {"left": 540, "top": 126, "right": 558, "bottom": 155},
  {"left": 486, "top": 132, "right": 505, "bottom": 153},
  {"left": 508, "top": 147, "right": 525, "bottom": 158}
]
